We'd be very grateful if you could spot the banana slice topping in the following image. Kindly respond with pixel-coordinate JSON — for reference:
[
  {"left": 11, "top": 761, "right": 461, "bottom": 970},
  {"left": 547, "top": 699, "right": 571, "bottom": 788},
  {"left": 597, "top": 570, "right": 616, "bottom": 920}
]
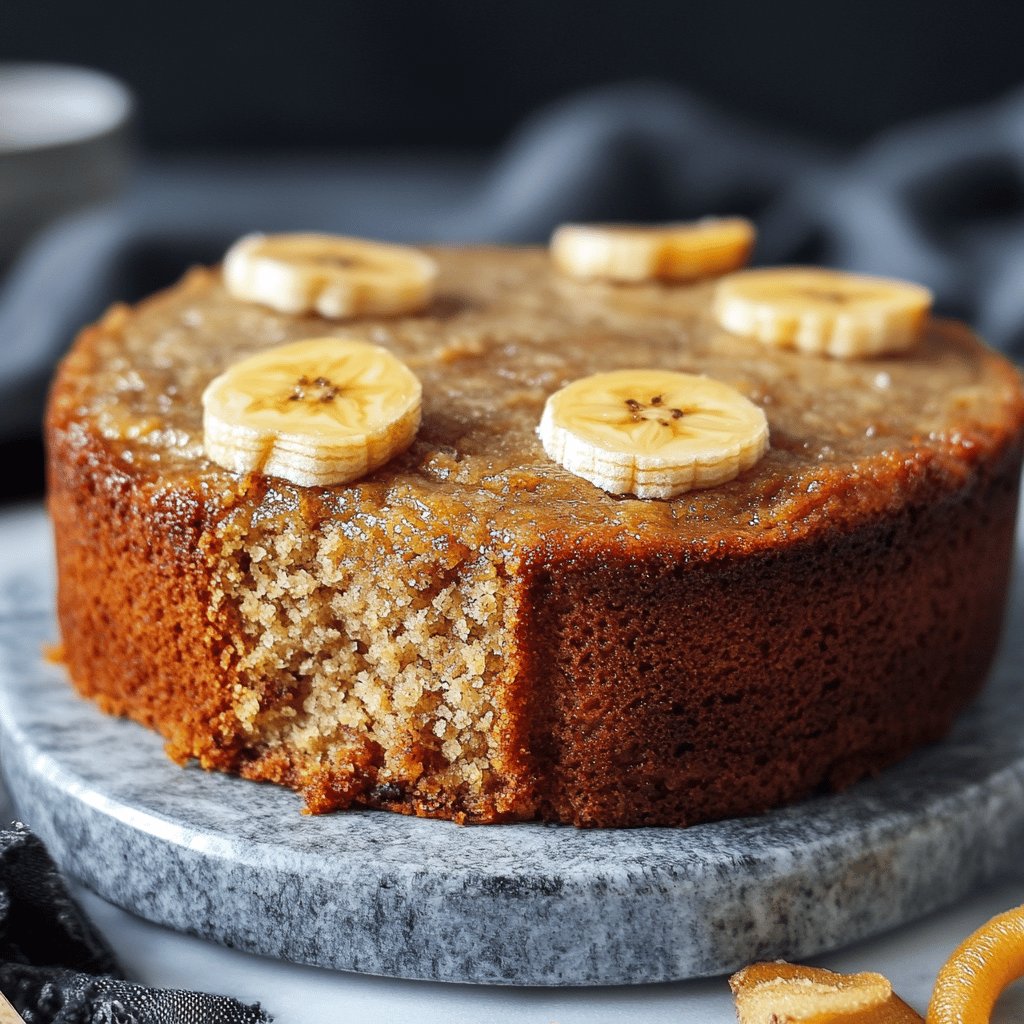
[
  {"left": 537, "top": 369, "right": 768, "bottom": 499},
  {"left": 223, "top": 233, "right": 438, "bottom": 319},
  {"left": 202, "top": 337, "right": 422, "bottom": 487},
  {"left": 713, "top": 266, "right": 932, "bottom": 358},
  {"left": 550, "top": 218, "right": 755, "bottom": 283}
]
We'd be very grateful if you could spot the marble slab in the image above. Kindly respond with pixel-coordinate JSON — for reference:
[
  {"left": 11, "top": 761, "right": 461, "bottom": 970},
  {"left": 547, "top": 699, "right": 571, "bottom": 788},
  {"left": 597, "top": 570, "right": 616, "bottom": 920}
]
[{"left": 1, "top": 581, "right": 1023, "bottom": 987}]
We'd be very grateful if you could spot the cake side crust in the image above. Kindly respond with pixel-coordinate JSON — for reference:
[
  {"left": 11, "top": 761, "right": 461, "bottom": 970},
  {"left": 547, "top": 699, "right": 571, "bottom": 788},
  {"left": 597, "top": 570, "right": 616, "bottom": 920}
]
[
  {"left": 48, "top": 419, "right": 247, "bottom": 771},
  {"left": 515, "top": 436, "right": 1023, "bottom": 826}
]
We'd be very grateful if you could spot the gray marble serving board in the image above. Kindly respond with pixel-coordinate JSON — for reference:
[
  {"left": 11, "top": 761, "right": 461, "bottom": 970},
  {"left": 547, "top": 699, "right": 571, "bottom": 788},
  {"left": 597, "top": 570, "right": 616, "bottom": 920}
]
[{"left": 1, "top": 586, "right": 1023, "bottom": 986}]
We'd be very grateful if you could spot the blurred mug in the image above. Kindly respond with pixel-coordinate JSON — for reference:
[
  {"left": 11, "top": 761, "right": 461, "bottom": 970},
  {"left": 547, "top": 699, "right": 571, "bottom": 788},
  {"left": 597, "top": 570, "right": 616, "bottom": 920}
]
[{"left": 0, "top": 63, "right": 134, "bottom": 263}]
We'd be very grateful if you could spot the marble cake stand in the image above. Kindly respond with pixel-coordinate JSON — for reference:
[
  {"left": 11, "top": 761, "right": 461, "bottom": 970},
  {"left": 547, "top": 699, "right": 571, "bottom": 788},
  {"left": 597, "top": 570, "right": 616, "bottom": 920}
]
[{"left": 1, "top": 589, "right": 1023, "bottom": 987}]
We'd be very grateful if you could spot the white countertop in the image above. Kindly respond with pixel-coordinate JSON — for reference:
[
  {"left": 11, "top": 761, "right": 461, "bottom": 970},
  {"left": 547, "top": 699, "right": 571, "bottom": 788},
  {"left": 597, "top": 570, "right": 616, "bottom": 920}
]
[{"left": 3, "top": 501, "right": 1023, "bottom": 1023}]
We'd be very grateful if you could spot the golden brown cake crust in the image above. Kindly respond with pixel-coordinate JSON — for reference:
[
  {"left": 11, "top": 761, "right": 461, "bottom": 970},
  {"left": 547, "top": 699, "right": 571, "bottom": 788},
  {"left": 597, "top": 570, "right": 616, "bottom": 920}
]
[
  {"left": 518, "top": 444, "right": 1022, "bottom": 825},
  {"left": 46, "top": 249, "right": 1024, "bottom": 827}
]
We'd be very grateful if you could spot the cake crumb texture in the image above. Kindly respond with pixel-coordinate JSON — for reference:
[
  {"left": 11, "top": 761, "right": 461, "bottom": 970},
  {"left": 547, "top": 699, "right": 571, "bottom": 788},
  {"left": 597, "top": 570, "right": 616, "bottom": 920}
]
[{"left": 210, "top": 493, "right": 522, "bottom": 818}]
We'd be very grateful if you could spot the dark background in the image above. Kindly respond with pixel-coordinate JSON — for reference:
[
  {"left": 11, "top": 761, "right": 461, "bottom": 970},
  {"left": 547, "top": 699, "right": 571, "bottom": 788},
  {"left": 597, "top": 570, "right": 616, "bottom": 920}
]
[{"left": 5, "top": 0, "right": 1024, "bottom": 155}]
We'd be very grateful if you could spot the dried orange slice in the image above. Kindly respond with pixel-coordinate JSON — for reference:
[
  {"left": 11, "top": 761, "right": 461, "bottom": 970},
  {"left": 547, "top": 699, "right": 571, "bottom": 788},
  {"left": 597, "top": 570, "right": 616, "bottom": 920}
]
[
  {"left": 927, "top": 904, "right": 1024, "bottom": 1024},
  {"left": 730, "top": 962, "right": 923, "bottom": 1023}
]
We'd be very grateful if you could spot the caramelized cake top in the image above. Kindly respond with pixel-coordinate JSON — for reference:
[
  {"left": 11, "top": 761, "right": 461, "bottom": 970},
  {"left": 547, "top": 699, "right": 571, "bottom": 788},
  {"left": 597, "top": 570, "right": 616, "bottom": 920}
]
[{"left": 49, "top": 248, "right": 1024, "bottom": 555}]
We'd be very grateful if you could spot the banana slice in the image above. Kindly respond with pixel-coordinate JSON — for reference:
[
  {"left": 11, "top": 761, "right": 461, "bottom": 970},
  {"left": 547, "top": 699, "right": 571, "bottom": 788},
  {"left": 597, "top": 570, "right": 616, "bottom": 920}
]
[
  {"left": 537, "top": 369, "right": 768, "bottom": 499},
  {"left": 223, "top": 233, "right": 438, "bottom": 318},
  {"left": 550, "top": 218, "right": 755, "bottom": 283},
  {"left": 713, "top": 267, "right": 932, "bottom": 358},
  {"left": 202, "top": 337, "right": 421, "bottom": 487}
]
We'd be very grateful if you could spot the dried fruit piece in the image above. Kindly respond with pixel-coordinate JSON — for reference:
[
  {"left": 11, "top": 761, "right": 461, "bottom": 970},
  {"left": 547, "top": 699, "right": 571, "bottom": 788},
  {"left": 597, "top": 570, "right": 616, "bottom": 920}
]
[
  {"left": 536, "top": 368, "right": 768, "bottom": 499},
  {"left": 223, "top": 233, "right": 438, "bottom": 318},
  {"left": 549, "top": 217, "right": 754, "bottom": 283},
  {"left": 927, "top": 904, "right": 1024, "bottom": 1024},
  {"left": 713, "top": 267, "right": 932, "bottom": 358},
  {"left": 202, "top": 337, "right": 422, "bottom": 487},
  {"left": 730, "top": 962, "right": 924, "bottom": 1024}
]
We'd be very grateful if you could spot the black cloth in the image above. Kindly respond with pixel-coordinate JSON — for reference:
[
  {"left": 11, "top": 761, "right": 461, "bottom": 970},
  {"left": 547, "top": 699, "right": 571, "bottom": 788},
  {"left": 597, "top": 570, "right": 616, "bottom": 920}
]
[{"left": 0, "top": 824, "right": 270, "bottom": 1024}]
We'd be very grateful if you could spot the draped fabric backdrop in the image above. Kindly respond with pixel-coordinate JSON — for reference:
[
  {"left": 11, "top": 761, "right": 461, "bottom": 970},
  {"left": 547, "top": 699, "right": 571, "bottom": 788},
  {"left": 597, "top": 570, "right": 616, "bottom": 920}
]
[{"left": 3, "top": 81, "right": 1024, "bottom": 448}]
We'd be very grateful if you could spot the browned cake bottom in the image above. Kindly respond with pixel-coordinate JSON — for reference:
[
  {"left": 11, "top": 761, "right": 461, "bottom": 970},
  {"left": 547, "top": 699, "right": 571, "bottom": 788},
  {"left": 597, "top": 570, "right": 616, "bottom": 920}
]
[{"left": 48, "top": 424, "right": 1022, "bottom": 827}]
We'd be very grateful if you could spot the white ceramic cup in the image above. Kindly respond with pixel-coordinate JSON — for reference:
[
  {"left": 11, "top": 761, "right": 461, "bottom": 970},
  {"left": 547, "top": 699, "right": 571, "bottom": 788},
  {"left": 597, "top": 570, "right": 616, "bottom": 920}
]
[{"left": 0, "top": 63, "right": 134, "bottom": 262}]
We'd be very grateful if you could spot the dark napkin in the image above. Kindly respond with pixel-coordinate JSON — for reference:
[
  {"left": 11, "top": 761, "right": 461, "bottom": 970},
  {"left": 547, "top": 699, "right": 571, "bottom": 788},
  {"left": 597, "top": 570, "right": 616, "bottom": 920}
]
[{"left": 0, "top": 824, "right": 270, "bottom": 1024}]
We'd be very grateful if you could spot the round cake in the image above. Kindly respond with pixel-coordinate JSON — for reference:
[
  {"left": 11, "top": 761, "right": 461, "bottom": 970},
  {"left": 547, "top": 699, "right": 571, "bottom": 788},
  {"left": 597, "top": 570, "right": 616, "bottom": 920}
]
[{"left": 46, "top": 241, "right": 1024, "bottom": 827}]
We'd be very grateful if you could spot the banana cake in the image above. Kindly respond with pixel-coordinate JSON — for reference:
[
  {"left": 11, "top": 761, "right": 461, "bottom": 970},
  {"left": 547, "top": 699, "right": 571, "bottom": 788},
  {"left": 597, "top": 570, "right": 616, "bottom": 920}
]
[{"left": 46, "top": 228, "right": 1024, "bottom": 827}]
